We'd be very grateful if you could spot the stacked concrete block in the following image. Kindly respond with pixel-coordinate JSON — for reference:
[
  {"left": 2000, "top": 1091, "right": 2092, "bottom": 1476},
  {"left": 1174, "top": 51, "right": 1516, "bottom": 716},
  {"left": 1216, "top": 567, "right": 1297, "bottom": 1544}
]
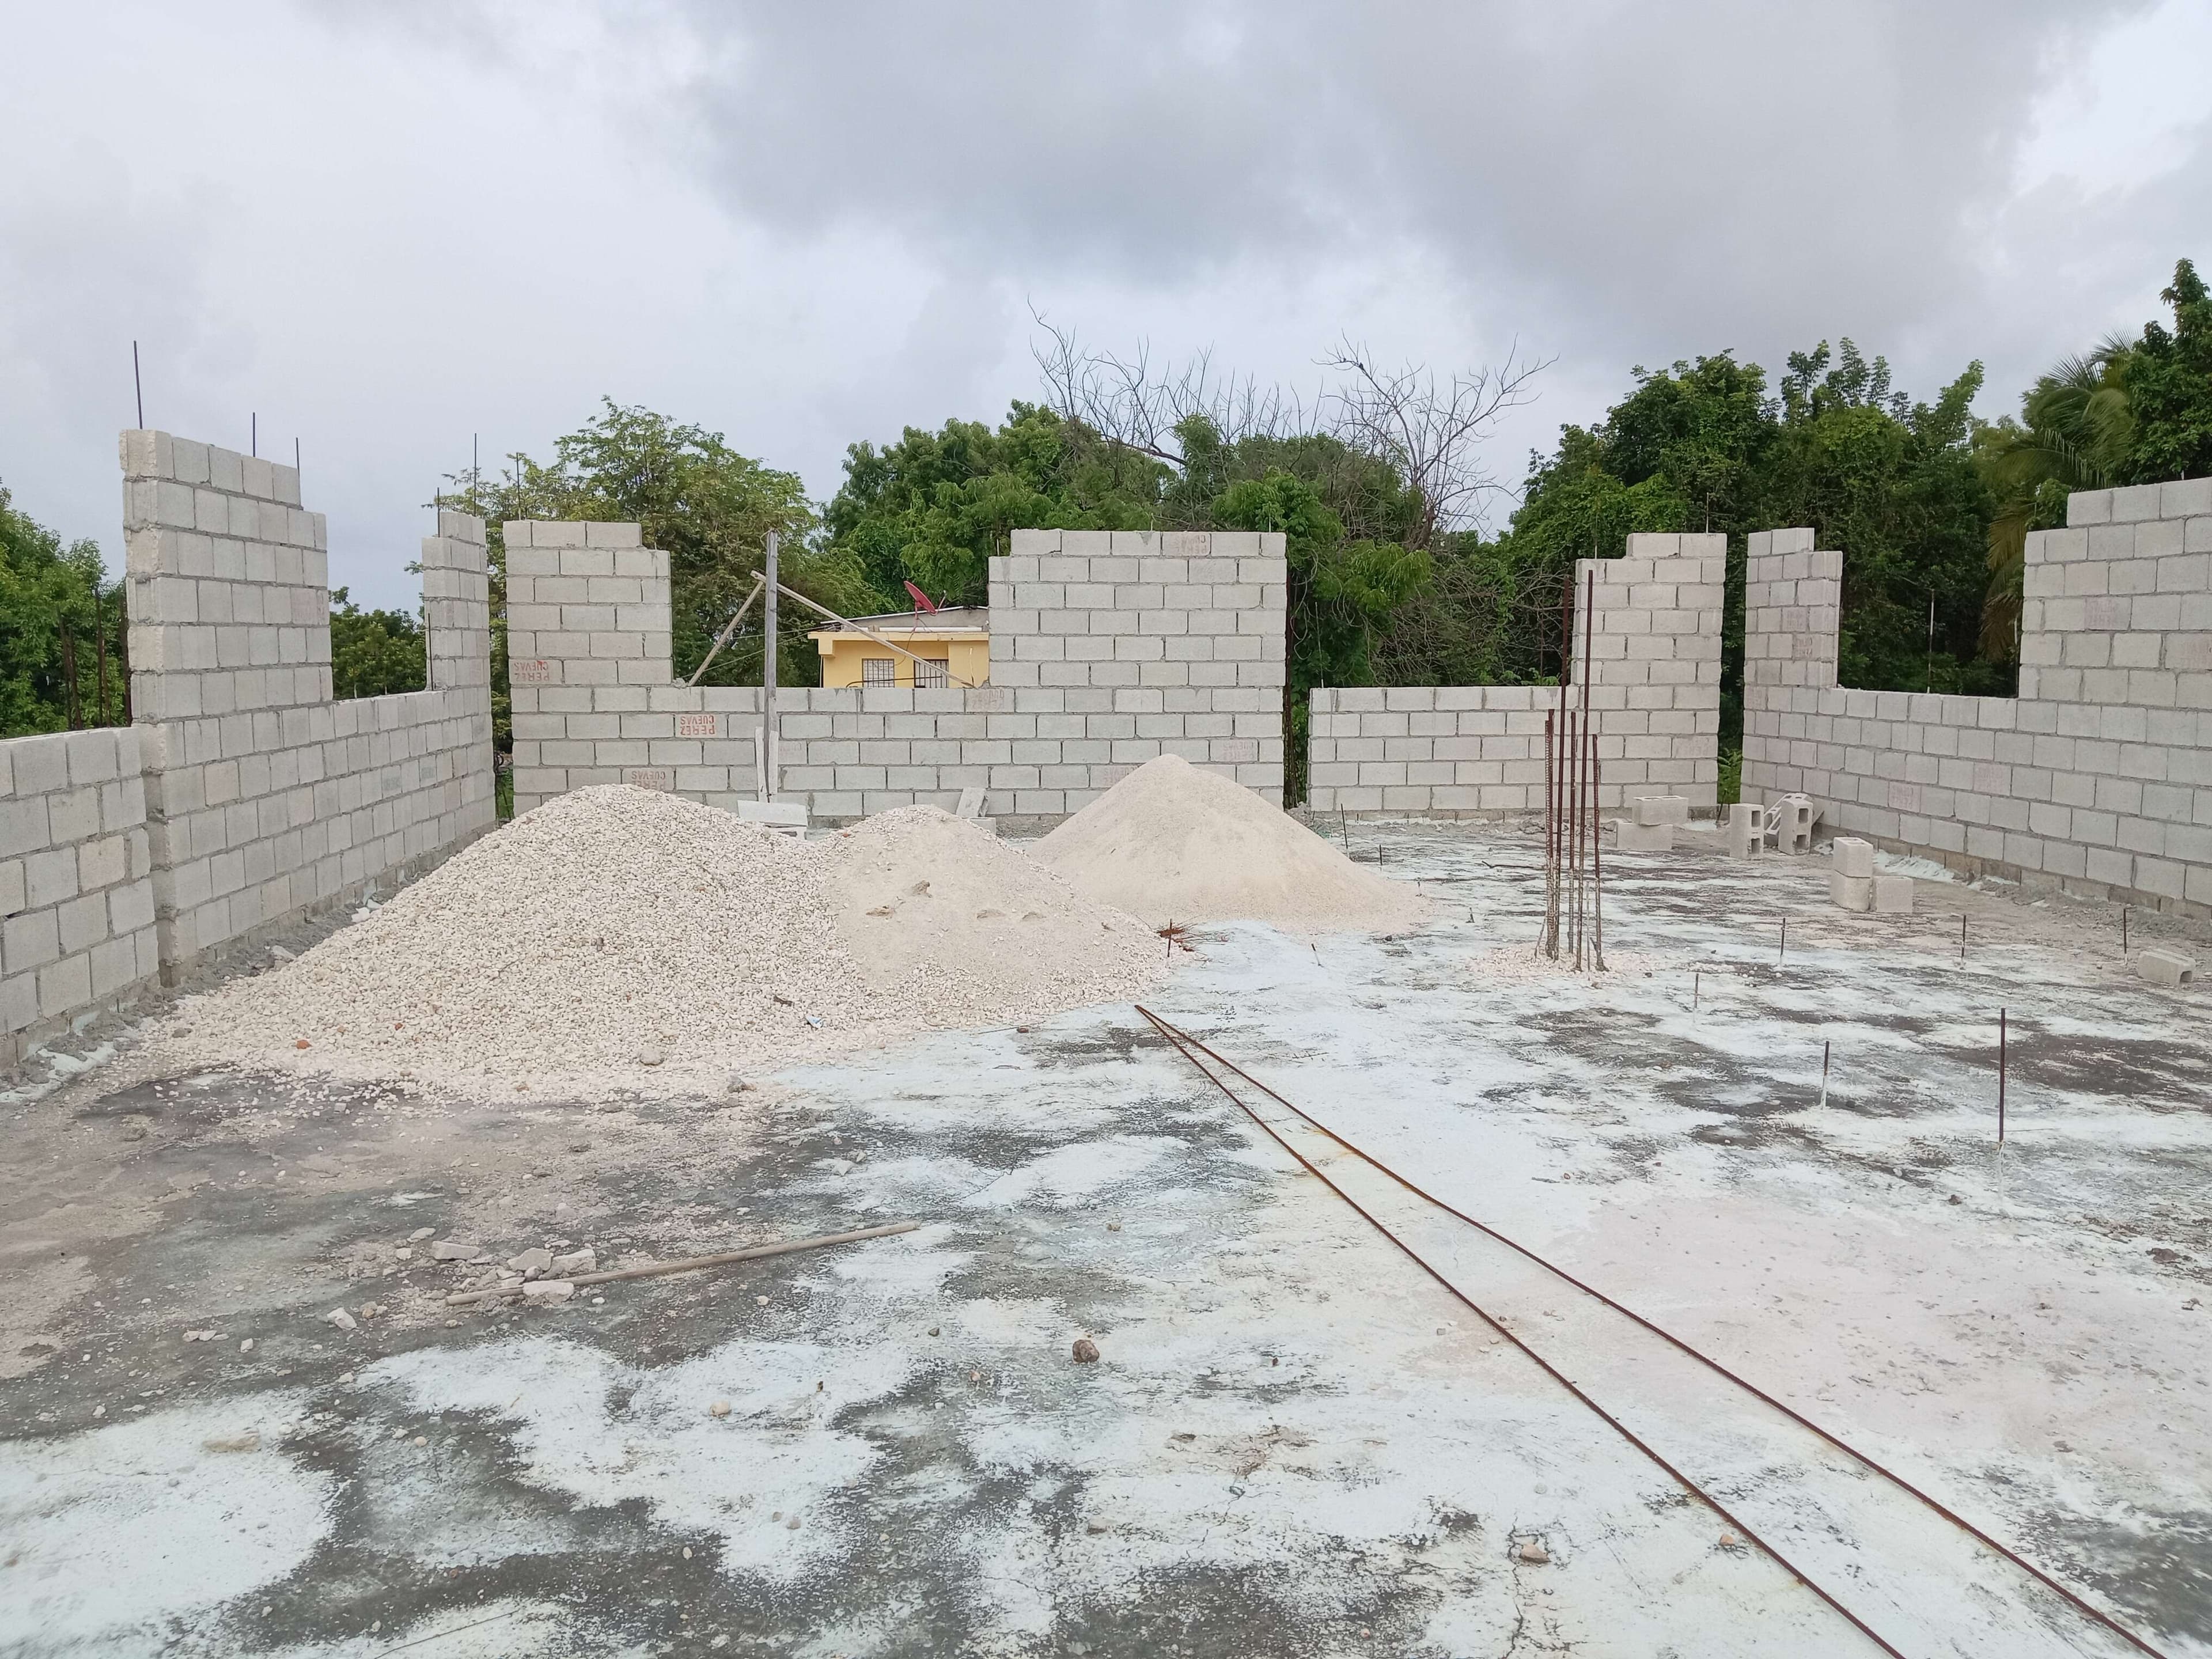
[
  {"left": 1634, "top": 796, "right": 1690, "bottom": 825},
  {"left": 506, "top": 523, "right": 1290, "bottom": 821},
  {"left": 1613, "top": 816, "right": 1673, "bottom": 853},
  {"left": 423, "top": 511, "right": 493, "bottom": 692},
  {"left": 988, "top": 528, "right": 1289, "bottom": 805},
  {"left": 1307, "top": 535, "right": 1724, "bottom": 816},
  {"left": 1, "top": 729, "right": 161, "bottom": 1063},
  {"left": 1725, "top": 802, "right": 1762, "bottom": 859},
  {"left": 1828, "top": 837, "right": 1874, "bottom": 911},
  {"left": 1743, "top": 484, "right": 2212, "bottom": 916},
  {"left": 121, "top": 431, "right": 496, "bottom": 976}
]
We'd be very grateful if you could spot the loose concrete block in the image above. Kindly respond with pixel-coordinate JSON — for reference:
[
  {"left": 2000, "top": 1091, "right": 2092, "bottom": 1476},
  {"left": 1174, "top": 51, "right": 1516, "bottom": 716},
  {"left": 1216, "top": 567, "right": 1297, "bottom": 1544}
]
[
  {"left": 2135, "top": 947, "right": 2196, "bottom": 986},
  {"left": 1872, "top": 875, "right": 1914, "bottom": 914},
  {"left": 1831, "top": 837, "right": 1874, "bottom": 878},
  {"left": 1613, "top": 818, "right": 1672, "bottom": 852},
  {"left": 1725, "top": 802, "right": 1762, "bottom": 859},
  {"left": 1829, "top": 871, "right": 1872, "bottom": 912}
]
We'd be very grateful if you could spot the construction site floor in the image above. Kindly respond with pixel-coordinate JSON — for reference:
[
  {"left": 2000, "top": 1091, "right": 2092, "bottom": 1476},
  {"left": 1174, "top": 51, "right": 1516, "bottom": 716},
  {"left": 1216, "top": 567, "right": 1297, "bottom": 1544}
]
[{"left": 3, "top": 819, "right": 2208, "bottom": 1657}]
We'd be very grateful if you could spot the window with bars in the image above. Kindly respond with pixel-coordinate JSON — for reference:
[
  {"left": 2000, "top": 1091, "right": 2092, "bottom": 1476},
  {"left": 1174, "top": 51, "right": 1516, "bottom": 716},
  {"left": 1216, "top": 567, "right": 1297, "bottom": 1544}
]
[
  {"left": 915, "top": 657, "right": 950, "bottom": 688},
  {"left": 862, "top": 657, "right": 895, "bottom": 687}
]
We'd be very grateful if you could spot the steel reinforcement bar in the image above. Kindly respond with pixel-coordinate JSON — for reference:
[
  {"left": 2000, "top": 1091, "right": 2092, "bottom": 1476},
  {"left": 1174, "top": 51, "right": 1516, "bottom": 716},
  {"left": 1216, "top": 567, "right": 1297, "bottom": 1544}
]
[{"left": 1134, "top": 1005, "right": 2169, "bottom": 1659}]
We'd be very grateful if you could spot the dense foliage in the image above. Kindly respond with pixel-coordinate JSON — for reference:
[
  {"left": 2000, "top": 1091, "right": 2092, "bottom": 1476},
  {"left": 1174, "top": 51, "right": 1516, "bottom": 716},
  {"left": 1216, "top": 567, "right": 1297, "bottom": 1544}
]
[
  {"left": 1, "top": 484, "right": 125, "bottom": 737},
  {"left": 826, "top": 403, "right": 1164, "bottom": 605},
  {"left": 1976, "top": 259, "right": 2212, "bottom": 651},
  {"left": 328, "top": 587, "right": 426, "bottom": 700}
]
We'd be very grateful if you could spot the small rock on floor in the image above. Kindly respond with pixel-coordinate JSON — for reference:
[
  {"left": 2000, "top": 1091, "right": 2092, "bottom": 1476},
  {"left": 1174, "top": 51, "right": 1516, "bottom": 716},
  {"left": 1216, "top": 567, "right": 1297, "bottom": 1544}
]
[{"left": 1072, "top": 1337, "right": 1100, "bottom": 1363}]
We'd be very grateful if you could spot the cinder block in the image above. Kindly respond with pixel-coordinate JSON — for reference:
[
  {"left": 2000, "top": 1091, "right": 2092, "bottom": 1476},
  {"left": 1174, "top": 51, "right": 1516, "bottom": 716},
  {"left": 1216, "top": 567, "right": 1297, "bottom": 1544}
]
[
  {"left": 1829, "top": 871, "right": 1872, "bottom": 912},
  {"left": 1831, "top": 836, "right": 1874, "bottom": 878},
  {"left": 1872, "top": 874, "right": 1914, "bottom": 914},
  {"left": 2135, "top": 946, "right": 2196, "bottom": 987},
  {"left": 1613, "top": 818, "right": 1672, "bottom": 853},
  {"left": 1725, "top": 802, "right": 1762, "bottom": 859}
]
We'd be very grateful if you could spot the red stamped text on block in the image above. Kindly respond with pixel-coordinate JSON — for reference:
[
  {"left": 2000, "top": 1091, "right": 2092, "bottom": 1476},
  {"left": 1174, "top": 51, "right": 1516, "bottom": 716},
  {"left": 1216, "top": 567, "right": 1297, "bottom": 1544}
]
[
  {"left": 510, "top": 658, "right": 552, "bottom": 684},
  {"left": 622, "top": 768, "right": 673, "bottom": 791},
  {"left": 676, "top": 713, "right": 719, "bottom": 738}
]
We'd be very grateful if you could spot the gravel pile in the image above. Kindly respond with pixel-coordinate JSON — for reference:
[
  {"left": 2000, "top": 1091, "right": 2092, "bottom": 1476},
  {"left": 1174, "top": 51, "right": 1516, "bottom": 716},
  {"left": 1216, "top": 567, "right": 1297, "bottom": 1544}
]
[
  {"left": 160, "top": 786, "right": 1162, "bottom": 1100},
  {"left": 1033, "top": 754, "right": 1426, "bottom": 933}
]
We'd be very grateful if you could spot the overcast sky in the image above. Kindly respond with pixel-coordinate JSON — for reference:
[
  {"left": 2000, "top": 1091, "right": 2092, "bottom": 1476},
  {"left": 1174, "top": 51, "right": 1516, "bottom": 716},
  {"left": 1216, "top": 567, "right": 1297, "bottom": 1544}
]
[{"left": 5, "top": 0, "right": 2210, "bottom": 609}]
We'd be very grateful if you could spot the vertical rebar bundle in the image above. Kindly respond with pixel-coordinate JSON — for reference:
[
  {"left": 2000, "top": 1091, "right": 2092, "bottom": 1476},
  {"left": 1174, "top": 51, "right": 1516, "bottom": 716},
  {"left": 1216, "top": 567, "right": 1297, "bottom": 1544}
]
[{"left": 1539, "top": 567, "right": 1607, "bottom": 969}]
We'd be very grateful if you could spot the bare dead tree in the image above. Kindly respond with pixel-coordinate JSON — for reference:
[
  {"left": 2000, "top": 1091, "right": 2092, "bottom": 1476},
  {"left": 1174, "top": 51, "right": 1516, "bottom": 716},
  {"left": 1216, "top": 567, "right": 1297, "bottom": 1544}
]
[
  {"left": 1318, "top": 335, "right": 1548, "bottom": 549},
  {"left": 1032, "top": 308, "right": 1548, "bottom": 548},
  {"left": 1032, "top": 308, "right": 1315, "bottom": 465}
]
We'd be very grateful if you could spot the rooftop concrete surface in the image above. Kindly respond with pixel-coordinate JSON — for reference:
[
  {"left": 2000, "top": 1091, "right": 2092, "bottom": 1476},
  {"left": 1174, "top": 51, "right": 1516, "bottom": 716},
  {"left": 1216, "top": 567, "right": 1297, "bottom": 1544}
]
[{"left": 2, "top": 820, "right": 2206, "bottom": 1656}]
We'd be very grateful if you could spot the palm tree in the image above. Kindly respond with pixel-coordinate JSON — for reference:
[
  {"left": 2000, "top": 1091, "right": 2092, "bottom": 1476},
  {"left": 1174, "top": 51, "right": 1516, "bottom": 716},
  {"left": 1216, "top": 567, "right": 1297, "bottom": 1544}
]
[{"left": 1976, "top": 338, "right": 2135, "bottom": 655}]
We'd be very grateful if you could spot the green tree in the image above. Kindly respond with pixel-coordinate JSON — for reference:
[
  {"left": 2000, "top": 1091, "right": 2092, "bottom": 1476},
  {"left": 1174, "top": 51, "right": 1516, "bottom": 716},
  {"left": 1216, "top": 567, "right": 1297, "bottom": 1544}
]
[
  {"left": 826, "top": 402, "right": 1166, "bottom": 608},
  {"left": 1, "top": 484, "right": 122, "bottom": 737},
  {"left": 441, "top": 402, "right": 863, "bottom": 804},
  {"left": 328, "top": 586, "right": 426, "bottom": 699},
  {"left": 2120, "top": 257, "right": 2212, "bottom": 484},
  {"left": 1975, "top": 338, "right": 2135, "bottom": 653},
  {"left": 1766, "top": 343, "right": 1999, "bottom": 694}
]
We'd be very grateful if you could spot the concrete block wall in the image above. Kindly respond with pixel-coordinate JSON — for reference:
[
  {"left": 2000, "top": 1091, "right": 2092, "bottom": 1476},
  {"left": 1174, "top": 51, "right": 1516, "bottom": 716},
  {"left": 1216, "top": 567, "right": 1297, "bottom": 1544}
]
[
  {"left": 119, "top": 430, "right": 497, "bottom": 976},
  {"left": 508, "top": 524, "right": 1290, "bottom": 820},
  {"left": 1307, "top": 535, "right": 1725, "bottom": 815},
  {"left": 1743, "top": 483, "right": 2212, "bottom": 915},
  {"left": 1, "top": 729, "right": 160, "bottom": 1063}
]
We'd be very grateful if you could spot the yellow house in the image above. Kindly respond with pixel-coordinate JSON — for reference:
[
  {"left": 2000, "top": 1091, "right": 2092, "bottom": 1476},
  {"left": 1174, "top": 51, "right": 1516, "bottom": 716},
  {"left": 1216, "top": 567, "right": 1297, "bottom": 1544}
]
[{"left": 809, "top": 606, "right": 990, "bottom": 688}]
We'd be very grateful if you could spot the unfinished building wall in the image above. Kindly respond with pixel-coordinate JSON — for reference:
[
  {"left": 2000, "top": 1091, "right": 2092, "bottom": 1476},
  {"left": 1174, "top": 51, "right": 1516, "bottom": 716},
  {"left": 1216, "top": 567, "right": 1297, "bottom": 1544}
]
[
  {"left": 1743, "top": 482, "right": 2212, "bottom": 914},
  {"left": 1, "top": 729, "right": 160, "bottom": 1064},
  {"left": 120, "top": 431, "right": 497, "bottom": 974},
  {"left": 506, "top": 524, "right": 1289, "bottom": 821},
  {"left": 1306, "top": 535, "right": 1725, "bottom": 815}
]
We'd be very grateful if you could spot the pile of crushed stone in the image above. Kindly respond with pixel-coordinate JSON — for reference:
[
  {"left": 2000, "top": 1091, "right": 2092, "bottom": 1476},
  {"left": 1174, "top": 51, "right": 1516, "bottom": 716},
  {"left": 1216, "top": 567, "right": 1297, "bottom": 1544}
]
[
  {"left": 1033, "top": 754, "right": 1426, "bottom": 934},
  {"left": 158, "top": 786, "right": 1163, "bottom": 1100}
]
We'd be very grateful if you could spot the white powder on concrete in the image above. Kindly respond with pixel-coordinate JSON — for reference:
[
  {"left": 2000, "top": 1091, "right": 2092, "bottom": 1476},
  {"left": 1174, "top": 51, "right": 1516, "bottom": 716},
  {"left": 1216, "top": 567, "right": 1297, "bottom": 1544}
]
[
  {"left": 157, "top": 787, "right": 1161, "bottom": 1101},
  {"left": 1033, "top": 754, "right": 1425, "bottom": 933}
]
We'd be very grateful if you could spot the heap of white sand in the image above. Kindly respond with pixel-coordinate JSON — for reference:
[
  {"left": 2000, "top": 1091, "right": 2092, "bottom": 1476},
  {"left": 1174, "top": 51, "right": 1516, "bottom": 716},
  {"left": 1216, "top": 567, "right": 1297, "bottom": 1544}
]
[
  {"left": 1033, "top": 754, "right": 1425, "bottom": 933},
  {"left": 159, "top": 786, "right": 1161, "bottom": 1100}
]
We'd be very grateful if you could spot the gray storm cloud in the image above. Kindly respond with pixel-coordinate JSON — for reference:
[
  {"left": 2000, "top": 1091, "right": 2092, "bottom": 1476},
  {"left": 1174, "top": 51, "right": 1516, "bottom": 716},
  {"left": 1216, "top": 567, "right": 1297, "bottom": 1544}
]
[{"left": 2, "top": 0, "right": 2205, "bottom": 607}]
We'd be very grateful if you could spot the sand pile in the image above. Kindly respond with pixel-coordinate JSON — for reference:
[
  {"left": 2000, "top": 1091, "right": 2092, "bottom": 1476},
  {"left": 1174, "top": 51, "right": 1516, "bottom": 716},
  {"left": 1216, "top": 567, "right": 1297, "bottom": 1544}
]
[
  {"left": 1033, "top": 754, "right": 1425, "bottom": 933},
  {"left": 160, "top": 786, "right": 1161, "bottom": 1099}
]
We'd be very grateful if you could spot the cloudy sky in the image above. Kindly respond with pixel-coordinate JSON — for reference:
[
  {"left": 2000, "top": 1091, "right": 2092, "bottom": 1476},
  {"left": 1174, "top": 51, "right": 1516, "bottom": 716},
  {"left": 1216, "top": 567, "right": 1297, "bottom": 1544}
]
[{"left": 5, "top": 0, "right": 2209, "bottom": 608}]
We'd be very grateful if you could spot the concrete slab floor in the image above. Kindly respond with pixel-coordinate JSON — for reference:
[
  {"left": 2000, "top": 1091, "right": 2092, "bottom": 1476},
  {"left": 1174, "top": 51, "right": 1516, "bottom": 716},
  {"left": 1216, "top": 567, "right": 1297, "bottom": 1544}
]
[{"left": 1, "top": 819, "right": 2206, "bottom": 1657}]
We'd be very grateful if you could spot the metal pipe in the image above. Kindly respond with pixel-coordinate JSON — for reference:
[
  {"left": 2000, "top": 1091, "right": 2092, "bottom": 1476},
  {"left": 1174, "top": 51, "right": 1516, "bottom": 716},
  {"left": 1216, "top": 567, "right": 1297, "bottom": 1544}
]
[{"left": 761, "top": 532, "right": 778, "bottom": 801}]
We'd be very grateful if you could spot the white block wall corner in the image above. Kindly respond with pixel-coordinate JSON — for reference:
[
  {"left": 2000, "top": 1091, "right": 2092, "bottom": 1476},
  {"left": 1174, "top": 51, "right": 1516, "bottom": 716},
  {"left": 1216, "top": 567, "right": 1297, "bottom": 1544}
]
[
  {"left": 507, "top": 523, "right": 1289, "bottom": 822},
  {"left": 1, "top": 728, "right": 161, "bottom": 1065},
  {"left": 1741, "top": 479, "right": 2212, "bottom": 918},
  {"left": 1307, "top": 534, "right": 1724, "bottom": 816},
  {"left": 119, "top": 430, "right": 497, "bottom": 981}
]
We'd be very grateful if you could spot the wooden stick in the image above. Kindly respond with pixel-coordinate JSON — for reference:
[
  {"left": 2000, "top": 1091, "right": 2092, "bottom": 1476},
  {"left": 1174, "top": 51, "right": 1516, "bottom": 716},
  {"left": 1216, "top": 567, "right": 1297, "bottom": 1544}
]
[
  {"left": 756, "top": 574, "right": 982, "bottom": 690},
  {"left": 684, "top": 574, "right": 765, "bottom": 687},
  {"left": 445, "top": 1220, "right": 920, "bottom": 1305}
]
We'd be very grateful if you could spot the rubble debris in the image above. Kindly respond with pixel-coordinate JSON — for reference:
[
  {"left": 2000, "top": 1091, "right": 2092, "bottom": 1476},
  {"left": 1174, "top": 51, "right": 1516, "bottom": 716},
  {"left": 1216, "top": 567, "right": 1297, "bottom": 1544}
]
[
  {"left": 325, "top": 1309, "right": 357, "bottom": 1331},
  {"left": 201, "top": 1432, "right": 260, "bottom": 1454},
  {"left": 1072, "top": 1337, "right": 1101, "bottom": 1363},
  {"left": 1516, "top": 1541, "right": 1550, "bottom": 1565},
  {"left": 523, "top": 1281, "right": 575, "bottom": 1303},
  {"left": 709, "top": 1400, "right": 731, "bottom": 1418},
  {"left": 429, "top": 1240, "right": 479, "bottom": 1260}
]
